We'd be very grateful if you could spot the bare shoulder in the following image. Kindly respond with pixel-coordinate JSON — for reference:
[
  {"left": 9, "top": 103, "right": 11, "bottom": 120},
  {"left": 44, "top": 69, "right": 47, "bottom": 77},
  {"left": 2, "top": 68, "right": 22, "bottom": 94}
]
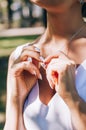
[
  {"left": 69, "top": 24, "right": 86, "bottom": 63},
  {"left": 80, "top": 23, "right": 86, "bottom": 44},
  {"left": 77, "top": 23, "right": 86, "bottom": 42}
]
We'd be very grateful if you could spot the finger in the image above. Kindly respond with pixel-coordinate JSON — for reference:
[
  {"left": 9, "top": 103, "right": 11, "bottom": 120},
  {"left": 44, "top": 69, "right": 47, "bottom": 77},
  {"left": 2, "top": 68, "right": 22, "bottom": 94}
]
[
  {"left": 44, "top": 54, "right": 59, "bottom": 64},
  {"left": 46, "top": 72, "right": 55, "bottom": 89},
  {"left": 10, "top": 44, "right": 41, "bottom": 64},
  {"left": 44, "top": 51, "right": 70, "bottom": 64},
  {"left": 23, "top": 45, "right": 43, "bottom": 64},
  {"left": 47, "top": 66, "right": 58, "bottom": 83},
  {"left": 46, "top": 56, "right": 75, "bottom": 73},
  {"left": 46, "top": 65, "right": 57, "bottom": 88},
  {"left": 20, "top": 49, "right": 44, "bottom": 62},
  {"left": 11, "top": 60, "right": 42, "bottom": 79},
  {"left": 46, "top": 58, "right": 63, "bottom": 73},
  {"left": 44, "top": 51, "right": 65, "bottom": 64},
  {"left": 48, "top": 78, "right": 55, "bottom": 89}
]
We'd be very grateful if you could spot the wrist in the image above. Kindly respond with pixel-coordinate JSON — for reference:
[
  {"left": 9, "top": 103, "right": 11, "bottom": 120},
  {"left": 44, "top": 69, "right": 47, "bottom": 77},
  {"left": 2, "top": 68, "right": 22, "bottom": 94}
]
[
  {"left": 5, "top": 101, "right": 25, "bottom": 130},
  {"left": 65, "top": 94, "right": 86, "bottom": 130},
  {"left": 63, "top": 91, "right": 81, "bottom": 109},
  {"left": 64, "top": 91, "right": 86, "bottom": 113}
]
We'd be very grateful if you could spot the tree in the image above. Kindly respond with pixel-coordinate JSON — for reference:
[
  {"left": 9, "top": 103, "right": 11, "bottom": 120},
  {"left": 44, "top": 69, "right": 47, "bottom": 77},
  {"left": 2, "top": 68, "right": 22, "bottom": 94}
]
[
  {"left": 82, "top": 3, "right": 86, "bottom": 17},
  {"left": 7, "top": 0, "right": 13, "bottom": 28}
]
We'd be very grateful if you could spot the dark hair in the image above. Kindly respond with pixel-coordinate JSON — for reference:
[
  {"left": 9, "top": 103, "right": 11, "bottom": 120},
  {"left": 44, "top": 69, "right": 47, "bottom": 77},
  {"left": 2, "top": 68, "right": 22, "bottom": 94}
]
[{"left": 82, "top": 3, "right": 86, "bottom": 17}]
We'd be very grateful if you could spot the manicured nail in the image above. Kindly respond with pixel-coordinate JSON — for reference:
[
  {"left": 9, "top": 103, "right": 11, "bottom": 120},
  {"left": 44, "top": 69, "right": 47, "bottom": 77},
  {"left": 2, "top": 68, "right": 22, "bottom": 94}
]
[
  {"left": 34, "top": 47, "right": 40, "bottom": 52},
  {"left": 40, "top": 56, "right": 45, "bottom": 62},
  {"left": 49, "top": 84, "right": 54, "bottom": 89},
  {"left": 55, "top": 84, "right": 59, "bottom": 92},
  {"left": 32, "top": 70, "right": 36, "bottom": 76},
  {"left": 27, "top": 57, "right": 32, "bottom": 63},
  {"left": 41, "top": 63, "right": 46, "bottom": 70},
  {"left": 39, "top": 74, "right": 42, "bottom": 80}
]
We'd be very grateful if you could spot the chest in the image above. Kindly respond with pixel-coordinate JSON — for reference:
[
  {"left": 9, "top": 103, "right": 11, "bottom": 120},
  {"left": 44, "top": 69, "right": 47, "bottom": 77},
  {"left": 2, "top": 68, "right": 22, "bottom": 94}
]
[{"left": 40, "top": 38, "right": 86, "bottom": 64}]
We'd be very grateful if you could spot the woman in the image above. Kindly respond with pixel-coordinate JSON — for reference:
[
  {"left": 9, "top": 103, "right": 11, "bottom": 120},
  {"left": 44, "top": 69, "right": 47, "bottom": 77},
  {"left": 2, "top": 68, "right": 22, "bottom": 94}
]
[{"left": 4, "top": 0, "right": 86, "bottom": 130}]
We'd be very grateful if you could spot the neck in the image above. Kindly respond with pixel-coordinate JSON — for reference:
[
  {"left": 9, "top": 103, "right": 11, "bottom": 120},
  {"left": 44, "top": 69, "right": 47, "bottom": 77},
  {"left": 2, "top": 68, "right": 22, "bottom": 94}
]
[{"left": 46, "top": 3, "right": 84, "bottom": 40}]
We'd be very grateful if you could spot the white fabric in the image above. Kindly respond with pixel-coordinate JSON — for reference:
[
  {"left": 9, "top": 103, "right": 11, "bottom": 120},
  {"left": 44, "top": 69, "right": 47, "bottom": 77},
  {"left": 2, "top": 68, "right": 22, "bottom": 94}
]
[{"left": 23, "top": 59, "right": 86, "bottom": 130}]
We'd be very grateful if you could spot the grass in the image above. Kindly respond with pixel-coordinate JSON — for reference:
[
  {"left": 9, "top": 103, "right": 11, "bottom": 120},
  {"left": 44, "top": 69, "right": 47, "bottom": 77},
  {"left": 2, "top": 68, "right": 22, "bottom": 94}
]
[
  {"left": 0, "top": 35, "right": 39, "bottom": 56},
  {"left": 0, "top": 35, "right": 39, "bottom": 130}
]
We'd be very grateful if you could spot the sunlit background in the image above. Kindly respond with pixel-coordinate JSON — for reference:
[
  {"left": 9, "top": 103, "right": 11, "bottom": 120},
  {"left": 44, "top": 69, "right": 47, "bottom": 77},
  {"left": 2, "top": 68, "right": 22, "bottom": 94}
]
[
  {"left": 0, "top": 0, "right": 47, "bottom": 29},
  {"left": 0, "top": 0, "right": 86, "bottom": 130}
]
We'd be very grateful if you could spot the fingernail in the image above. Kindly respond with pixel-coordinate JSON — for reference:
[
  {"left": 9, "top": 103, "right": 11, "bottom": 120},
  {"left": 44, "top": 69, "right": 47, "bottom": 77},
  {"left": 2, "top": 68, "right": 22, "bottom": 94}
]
[
  {"left": 32, "top": 70, "right": 36, "bottom": 76},
  {"left": 40, "top": 56, "right": 45, "bottom": 62},
  {"left": 39, "top": 74, "right": 42, "bottom": 80},
  {"left": 27, "top": 57, "right": 32, "bottom": 63},
  {"left": 55, "top": 84, "right": 59, "bottom": 92},
  {"left": 41, "top": 63, "right": 46, "bottom": 70},
  {"left": 34, "top": 47, "right": 40, "bottom": 52},
  {"left": 50, "top": 84, "right": 54, "bottom": 89}
]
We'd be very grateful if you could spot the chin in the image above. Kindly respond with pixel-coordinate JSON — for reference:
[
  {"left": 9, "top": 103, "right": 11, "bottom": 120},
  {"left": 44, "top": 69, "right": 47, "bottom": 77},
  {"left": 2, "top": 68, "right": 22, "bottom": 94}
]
[
  {"left": 30, "top": 0, "right": 41, "bottom": 4},
  {"left": 30, "top": 0, "right": 45, "bottom": 8}
]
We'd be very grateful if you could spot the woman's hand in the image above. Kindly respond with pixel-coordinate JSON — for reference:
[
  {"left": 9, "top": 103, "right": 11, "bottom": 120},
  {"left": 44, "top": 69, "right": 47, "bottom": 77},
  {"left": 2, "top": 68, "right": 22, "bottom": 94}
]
[
  {"left": 7, "top": 44, "right": 42, "bottom": 107},
  {"left": 44, "top": 51, "right": 77, "bottom": 101},
  {"left": 45, "top": 51, "right": 86, "bottom": 130},
  {"left": 4, "top": 44, "right": 43, "bottom": 130}
]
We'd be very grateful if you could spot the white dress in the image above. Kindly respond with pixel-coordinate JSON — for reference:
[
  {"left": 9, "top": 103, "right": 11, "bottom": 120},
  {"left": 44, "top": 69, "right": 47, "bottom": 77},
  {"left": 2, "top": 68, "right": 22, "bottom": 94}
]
[{"left": 23, "top": 59, "right": 86, "bottom": 130}]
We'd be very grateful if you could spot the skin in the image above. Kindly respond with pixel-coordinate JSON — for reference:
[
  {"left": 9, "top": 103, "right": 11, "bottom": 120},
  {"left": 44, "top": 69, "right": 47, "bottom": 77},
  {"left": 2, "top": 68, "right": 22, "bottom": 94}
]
[{"left": 4, "top": 0, "right": 86, "bottom": 130}]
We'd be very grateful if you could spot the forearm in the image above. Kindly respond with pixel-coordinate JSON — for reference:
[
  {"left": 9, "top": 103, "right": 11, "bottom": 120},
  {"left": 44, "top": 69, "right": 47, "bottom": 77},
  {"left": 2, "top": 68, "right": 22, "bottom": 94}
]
[
  {"left": 4, "top": 97, "right": 26, "bottom": 130},
  {"left": 4, "top": 115, "right": 26, "bottom": 130},
  {"left": 65, "top": 94, "right": 86, "bottom": 130}
]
